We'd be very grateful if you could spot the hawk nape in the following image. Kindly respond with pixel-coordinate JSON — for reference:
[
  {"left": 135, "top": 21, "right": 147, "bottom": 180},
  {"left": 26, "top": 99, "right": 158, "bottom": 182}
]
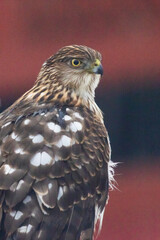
[{"left": 0, "top": 45, "right": 115, "bottom": 240}]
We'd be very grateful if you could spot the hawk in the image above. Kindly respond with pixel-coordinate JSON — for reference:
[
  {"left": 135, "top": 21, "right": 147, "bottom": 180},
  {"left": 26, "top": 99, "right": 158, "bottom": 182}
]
[{"left": 0, "top": 45, "right": 115, "bottom": 240}]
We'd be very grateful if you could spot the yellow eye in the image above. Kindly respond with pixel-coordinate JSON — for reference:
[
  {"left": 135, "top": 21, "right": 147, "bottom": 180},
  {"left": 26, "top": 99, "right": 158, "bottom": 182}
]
[{"left": 71, "top": 59, "right": 81, "bottom": 67}]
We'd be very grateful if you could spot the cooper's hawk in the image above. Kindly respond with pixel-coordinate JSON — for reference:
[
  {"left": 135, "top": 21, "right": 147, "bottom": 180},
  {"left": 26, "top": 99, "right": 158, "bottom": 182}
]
[{"left": 0, "top": 45, "right": 115, "bottom": 240}]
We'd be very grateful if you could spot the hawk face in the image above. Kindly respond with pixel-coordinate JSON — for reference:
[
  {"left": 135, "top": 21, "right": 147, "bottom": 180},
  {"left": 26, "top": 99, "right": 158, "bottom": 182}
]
[{"left": 42, "top": 45, "right": 103, "bottom": 98}]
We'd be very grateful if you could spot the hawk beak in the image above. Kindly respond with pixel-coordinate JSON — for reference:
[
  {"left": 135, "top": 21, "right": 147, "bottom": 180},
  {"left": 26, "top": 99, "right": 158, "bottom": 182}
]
[{"left": 92, "top": 59, "right": 103, "bottom": 76}]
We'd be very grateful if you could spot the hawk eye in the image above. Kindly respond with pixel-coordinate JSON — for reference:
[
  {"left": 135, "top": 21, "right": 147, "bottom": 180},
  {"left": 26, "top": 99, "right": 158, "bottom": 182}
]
[{"left": 71, "top": 59, "right": 81, "bottom": 67}]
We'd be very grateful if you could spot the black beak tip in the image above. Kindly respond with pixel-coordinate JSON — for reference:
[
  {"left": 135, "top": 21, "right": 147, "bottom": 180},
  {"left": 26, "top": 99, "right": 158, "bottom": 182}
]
[{"left": 96, "top": 64, "right": 103, "bottom": 76}]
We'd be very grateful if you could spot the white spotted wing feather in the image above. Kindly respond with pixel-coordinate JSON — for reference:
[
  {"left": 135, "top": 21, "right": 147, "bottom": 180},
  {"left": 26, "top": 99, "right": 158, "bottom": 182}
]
[{"left": 0, "top": 106, "right": 111, "bottom": 239}]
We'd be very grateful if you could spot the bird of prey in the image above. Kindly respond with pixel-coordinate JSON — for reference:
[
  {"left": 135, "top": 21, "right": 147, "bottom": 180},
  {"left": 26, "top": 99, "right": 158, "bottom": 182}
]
[{"left": 0, "top": 45, "right": 115, "bottom": 240}]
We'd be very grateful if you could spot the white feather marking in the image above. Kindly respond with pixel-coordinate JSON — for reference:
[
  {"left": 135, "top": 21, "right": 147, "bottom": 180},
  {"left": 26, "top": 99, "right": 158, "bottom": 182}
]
[
  {"left": 38, "top": 230, "right": 43, "bottom": 237},
  {"left": 1, "top": 122, "right": 11, "bottom": 128},
  {"left": 47, "top": 122, "right": 55, "bottom": 130},
  {"left": 64, "top": 115, "right": 71, "bottom": 121},
  {"left": 15, "top": 211, "right": 23, "bottom": 220},
  {"left": 94, "top": 160, "right": 117, "bottom": 237},
  {"left": 32, "top": 134, "right": 44, "bottom": 144},
  {"left": 18, "top": 224, "right": 33, "bottom": 233},
  {"left": 10, "top": 210, "right": 16, "bottom": 217},
  {"left": 56, "top": 135, "right": 71, "bottom": 148},
  {"left": 29, "top": 135, "right": 34, "bottom": 139},
  {"left": 11, "top": 132, "right": 17, "bottom": 139},
  {"left": 41, "top": 151, "right": 52, "bottom": 165},
  {"left": 30, "top": 152, "right": 52, "bottom": 166},
  {"left": 69, "top": 122, "right": 77, "bottom": 132},
  {"left": 57, "top": 186, "right": 63, "bottom": 200},
  {"left": 31, "top": 212, "right": 36, "bottom": 217},
  {"left": 15, "top": 136, "right": 21, "bottom": 142},
  {"left": 4, "top": 164, "right": 16, "bottom": 174},
  {"left": 61, "top": 135, "right": 71, "bottom": 147},
  {"left": 56, "top": 140, "right": 62, "bottom": 148},
  {"left": 30, "top": 152, "right": 41, "bottom": 167},
  {"left": 15, "top": 148, "right": 25, "bottom": 155},
  {"left": 108, "top": 160, "right": 118, "bottom": 190},
  {"left": 54, "top": 124, "right": 61, "bottom": 133},
  {"left": 73, "top": 112, "right": 83, "bottom": 120},
  {"left": 73, "top": 121, "right": 82, "bottom": 131},
  {"left": 48, "top": 183, "right": 52, "bottom": 189},
  {"left": 23, "top": 119, "right": 31, "bottom": 125},
  {"left": 47, "top": 122, "right": 61, "bottom": 133},
  {"left": 94, "top": 205, "right": 105, "bottom": 237},
  {"left": 37, "top": 194, "right": 53, "bottom": 209},
  {"left": 23, "top": 196, "right": 32, "bottom": 204},
  {"left": 76, "top": 164, "right": 82, "bottom": 169},
  {"left": 36, "top": 194, "right": 48, "bottom": 214},
  {"left": 16, "top": 180, "right": 24, "bottom": 190},
  {"left": 27, "top": 224, "right": 33, "bottom": 233}
]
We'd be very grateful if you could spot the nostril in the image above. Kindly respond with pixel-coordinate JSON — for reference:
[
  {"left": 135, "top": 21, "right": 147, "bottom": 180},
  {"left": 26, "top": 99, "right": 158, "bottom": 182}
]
[{"left": 94, "top": 59, "right": 101, "bottom": 67}]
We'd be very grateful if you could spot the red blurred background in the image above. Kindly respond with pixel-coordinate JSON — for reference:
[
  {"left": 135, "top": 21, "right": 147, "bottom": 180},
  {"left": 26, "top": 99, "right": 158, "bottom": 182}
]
[{"left": 0, "top": 1, "right": 160, "bottom": 239}]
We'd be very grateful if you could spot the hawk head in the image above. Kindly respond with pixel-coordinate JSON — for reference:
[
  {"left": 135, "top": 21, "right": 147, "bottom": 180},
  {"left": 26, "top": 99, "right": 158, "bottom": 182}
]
[
  {"left": 38, "top": 45, "right": 103, "bottom": 99},
  {"left": 9, "top": 45, "right": 104, "bottom": 119}
]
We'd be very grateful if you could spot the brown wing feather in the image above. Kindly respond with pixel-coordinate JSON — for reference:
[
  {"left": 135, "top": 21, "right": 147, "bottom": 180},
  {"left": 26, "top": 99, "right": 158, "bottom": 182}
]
[{"left": 0, "top": 105, "right": 110, "bottom": 240}]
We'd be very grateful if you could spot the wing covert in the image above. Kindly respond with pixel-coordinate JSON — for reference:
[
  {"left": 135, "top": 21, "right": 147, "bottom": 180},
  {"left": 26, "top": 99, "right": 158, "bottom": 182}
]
[{"left": 0, "top": 106, "right": 110, "bottom": 239}]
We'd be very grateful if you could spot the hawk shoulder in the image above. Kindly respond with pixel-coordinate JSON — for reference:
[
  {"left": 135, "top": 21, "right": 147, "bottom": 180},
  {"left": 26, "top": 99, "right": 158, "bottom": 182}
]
[{"left": 0, "top": 105, "right": 110, "bottom": 239}]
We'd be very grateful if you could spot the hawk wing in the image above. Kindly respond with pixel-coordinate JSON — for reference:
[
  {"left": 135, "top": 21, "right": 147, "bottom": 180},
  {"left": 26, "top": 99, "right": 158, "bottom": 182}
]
[{"left": 0, "top": 106, "right": 110, "bottom": 240}]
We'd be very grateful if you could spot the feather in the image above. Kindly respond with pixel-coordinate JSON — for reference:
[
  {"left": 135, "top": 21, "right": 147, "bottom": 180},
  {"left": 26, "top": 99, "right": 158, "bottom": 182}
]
[{"left": 0, "top": 45, "right": 116, "bottom": 239}]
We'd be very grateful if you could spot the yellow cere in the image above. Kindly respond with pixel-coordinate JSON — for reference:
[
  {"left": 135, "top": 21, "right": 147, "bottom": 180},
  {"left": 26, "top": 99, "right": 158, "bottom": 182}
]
[{"left": 94, "top": 59, "right": 101, "bottom": 66}]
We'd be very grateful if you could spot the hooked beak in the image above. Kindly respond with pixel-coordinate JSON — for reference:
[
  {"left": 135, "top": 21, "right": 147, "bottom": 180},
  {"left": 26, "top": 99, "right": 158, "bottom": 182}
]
[{"left": 90, "top": 59, "right": 103, "bottom": 76}]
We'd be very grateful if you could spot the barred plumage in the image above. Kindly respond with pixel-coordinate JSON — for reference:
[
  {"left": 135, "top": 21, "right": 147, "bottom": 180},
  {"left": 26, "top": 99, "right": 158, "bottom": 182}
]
[{"left": 0, "top": 45, "right": 115, "bottom": 240}]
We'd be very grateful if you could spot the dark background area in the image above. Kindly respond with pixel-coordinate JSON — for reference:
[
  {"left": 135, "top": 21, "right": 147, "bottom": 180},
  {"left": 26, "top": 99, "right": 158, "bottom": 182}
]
[{"left": 0, "top": 1, "right": 160, "bottom": 239}]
